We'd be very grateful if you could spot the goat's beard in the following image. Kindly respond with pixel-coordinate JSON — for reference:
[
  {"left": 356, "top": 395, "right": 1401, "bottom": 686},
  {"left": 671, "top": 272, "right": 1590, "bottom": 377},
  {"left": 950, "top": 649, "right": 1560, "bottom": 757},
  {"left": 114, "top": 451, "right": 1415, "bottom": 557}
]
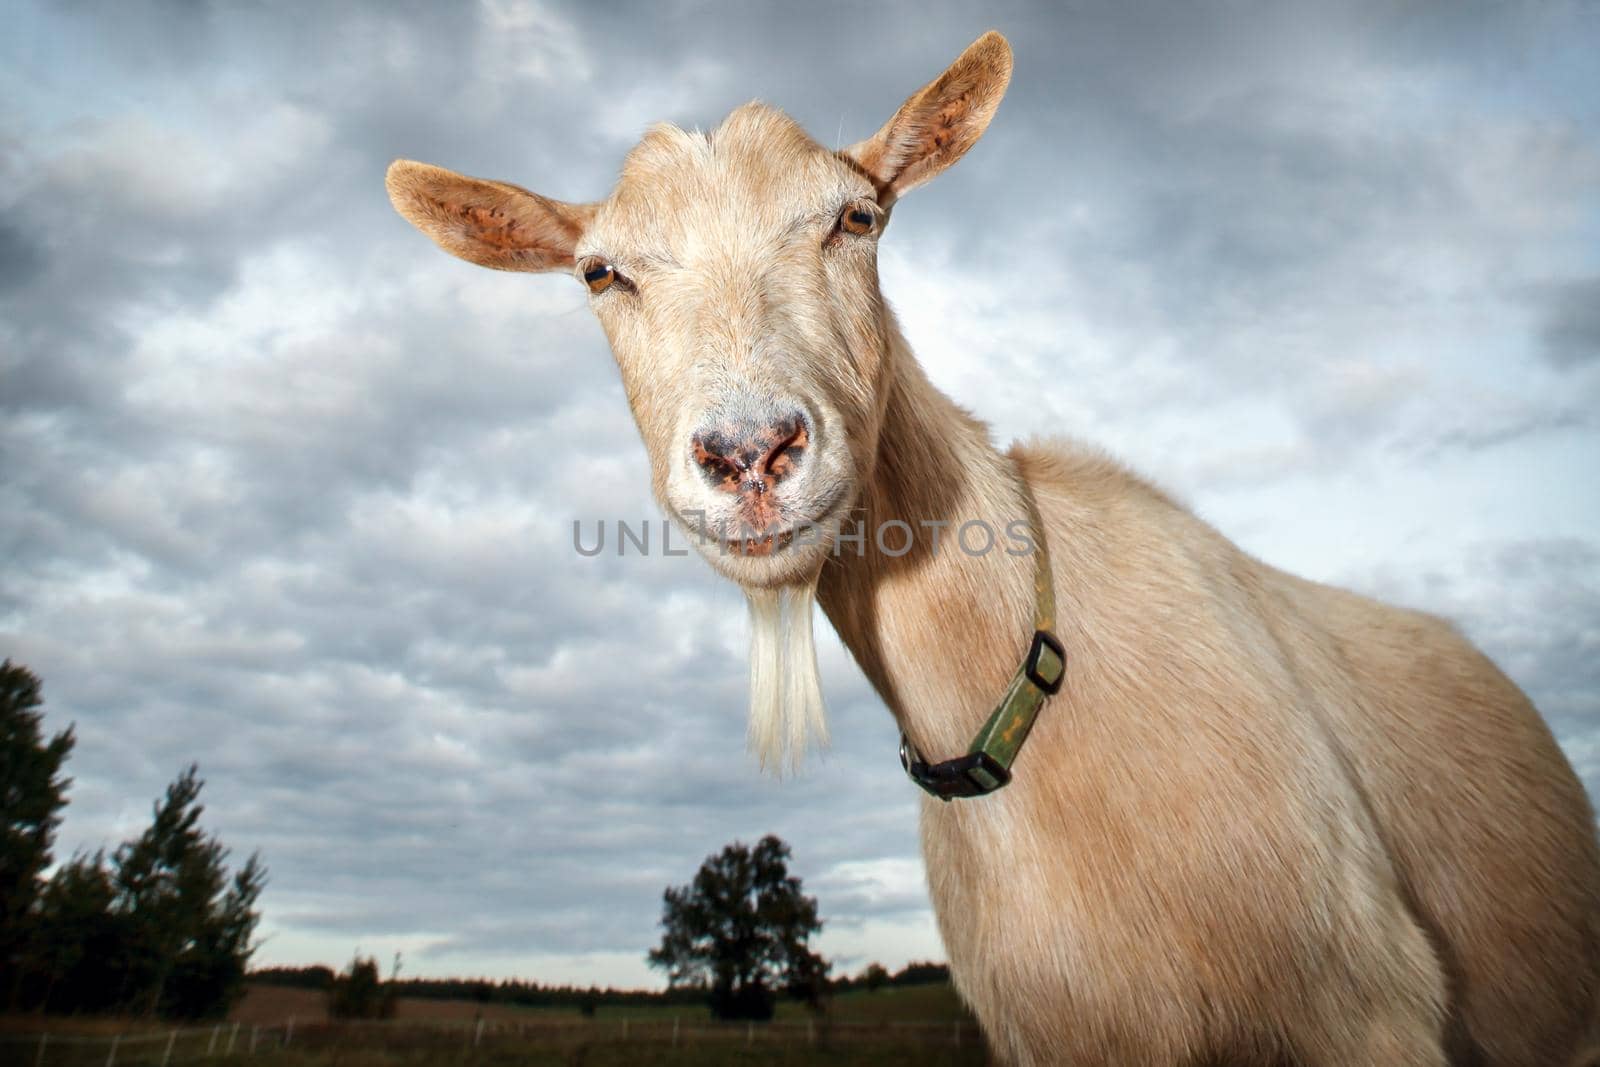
[{"left": 745, "top": 581, "right": 828, "bottom": 774}]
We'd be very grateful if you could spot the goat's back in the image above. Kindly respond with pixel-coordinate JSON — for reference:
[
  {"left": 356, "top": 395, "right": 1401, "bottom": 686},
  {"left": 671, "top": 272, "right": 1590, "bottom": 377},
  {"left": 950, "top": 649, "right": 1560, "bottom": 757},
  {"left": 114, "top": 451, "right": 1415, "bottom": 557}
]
[{"left": 1268, "top": 570, "right": 1600, "bottom": 1064}]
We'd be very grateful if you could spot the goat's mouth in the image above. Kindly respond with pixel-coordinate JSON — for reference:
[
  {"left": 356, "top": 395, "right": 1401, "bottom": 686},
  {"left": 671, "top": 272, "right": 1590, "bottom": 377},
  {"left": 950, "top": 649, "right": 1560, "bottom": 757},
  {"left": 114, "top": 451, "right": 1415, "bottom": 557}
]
[
  {"left": 677, "top": 488, "right": 847, "bottom": 562},
  {"left": 708, "top": 507, "right": 832, "bottom": 558},
  {"left": 723, "top": 528, "right": 797, "bottom": 557}
]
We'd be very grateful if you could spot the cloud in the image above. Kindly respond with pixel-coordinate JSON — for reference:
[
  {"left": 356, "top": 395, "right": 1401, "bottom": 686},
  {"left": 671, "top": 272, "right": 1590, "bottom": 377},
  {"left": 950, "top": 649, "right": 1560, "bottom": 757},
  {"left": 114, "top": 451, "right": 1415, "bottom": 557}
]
[{"left": 1535, "top": 276, "right": 1600, "bottom": 369}]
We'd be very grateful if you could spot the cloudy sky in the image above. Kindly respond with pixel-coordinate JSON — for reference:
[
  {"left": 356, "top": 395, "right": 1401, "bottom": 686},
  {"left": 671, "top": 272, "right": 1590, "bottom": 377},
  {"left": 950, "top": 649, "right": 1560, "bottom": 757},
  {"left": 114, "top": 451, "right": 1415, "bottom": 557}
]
[{"left": 3, "top": 1, "right": 1597, "bottom": 989}]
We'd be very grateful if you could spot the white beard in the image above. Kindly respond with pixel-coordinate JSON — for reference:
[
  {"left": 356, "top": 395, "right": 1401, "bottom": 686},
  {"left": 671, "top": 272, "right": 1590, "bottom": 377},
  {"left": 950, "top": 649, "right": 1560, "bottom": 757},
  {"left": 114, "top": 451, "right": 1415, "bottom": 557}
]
[{"left": 744, "top": 582, "right": 829, "bottom": 774}]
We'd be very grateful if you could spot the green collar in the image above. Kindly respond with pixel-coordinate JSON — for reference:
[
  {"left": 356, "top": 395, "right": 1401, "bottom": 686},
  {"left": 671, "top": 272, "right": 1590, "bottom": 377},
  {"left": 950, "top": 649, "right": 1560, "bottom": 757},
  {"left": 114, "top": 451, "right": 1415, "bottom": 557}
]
[{"left": 899, "top": 475, "right": 1065, "bottom": 801}]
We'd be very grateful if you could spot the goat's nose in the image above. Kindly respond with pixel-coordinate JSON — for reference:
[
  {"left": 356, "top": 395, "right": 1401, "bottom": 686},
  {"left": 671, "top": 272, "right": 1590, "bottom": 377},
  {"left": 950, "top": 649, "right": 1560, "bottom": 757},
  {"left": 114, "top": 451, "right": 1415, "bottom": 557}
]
[{"left": 691, "top": 411, "right": 809, "bottom": 495}]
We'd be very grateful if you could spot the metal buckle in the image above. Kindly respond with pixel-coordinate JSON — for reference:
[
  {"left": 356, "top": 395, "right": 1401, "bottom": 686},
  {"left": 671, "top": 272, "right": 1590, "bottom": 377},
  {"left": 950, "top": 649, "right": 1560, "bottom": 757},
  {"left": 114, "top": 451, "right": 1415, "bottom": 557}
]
[
  {"left": 900, "top": 734, "right": 1012, "bottom": 801},
  {"left": 1024, "top": 629, "right": 1066, "bottom": 695}
]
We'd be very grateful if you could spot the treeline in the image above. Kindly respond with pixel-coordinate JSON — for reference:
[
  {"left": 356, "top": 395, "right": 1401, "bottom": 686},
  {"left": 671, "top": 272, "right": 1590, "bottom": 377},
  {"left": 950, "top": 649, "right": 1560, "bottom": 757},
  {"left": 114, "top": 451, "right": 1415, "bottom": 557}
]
[
  {"left": 251, "top": 964, "right": 705, "bottom": 1010},
  {"left": 1, "top": 661, "right": 265, "bottom": 1019},
  {"left": 834, "top": 960, "right": 952, "bottom": 992},
  {"left": 250, "top": 958, "right": 953, "bottom": 1010}
]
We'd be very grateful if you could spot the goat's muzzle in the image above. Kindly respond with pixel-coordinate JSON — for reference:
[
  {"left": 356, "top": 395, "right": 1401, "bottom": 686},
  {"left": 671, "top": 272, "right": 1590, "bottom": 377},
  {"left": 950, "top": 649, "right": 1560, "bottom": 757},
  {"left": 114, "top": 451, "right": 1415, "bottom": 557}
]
[{"left": 691, "top": 411, "right": 809, "bottom": 499}]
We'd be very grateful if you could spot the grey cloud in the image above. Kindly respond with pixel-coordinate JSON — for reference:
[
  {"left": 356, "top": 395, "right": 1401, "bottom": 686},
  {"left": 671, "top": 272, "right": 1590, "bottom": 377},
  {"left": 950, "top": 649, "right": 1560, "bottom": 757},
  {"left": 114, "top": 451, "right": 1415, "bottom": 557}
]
[
  {"left": 0, "top": 217, "right": 43, "bottom": 292},
  {"left": 1537, "top": 277, "right": 1600, "bottom": 369}
]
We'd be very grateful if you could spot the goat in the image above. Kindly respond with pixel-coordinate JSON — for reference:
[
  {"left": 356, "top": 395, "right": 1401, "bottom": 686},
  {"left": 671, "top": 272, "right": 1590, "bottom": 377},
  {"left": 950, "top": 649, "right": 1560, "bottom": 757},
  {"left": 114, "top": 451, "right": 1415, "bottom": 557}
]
[{"left": 386, "top": 30, "right": 1600, "bottom": 1066}]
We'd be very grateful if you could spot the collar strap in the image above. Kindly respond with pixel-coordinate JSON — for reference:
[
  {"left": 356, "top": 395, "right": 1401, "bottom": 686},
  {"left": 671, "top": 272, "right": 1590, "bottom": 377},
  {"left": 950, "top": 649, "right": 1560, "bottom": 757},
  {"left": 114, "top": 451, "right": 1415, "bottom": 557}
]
[{"left": 899, "top": 474, "right": 1065, "bottom": 801}]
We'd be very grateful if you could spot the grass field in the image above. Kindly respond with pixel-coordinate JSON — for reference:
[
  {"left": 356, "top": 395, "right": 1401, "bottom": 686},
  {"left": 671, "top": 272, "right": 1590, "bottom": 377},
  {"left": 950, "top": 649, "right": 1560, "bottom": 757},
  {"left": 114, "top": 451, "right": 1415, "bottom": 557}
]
[
  {"left": 227, "top": 980, "right": 972, "bottom": 1024},
  {"left": 5, "top": 983, "right": 988, "bottom": 1066}
]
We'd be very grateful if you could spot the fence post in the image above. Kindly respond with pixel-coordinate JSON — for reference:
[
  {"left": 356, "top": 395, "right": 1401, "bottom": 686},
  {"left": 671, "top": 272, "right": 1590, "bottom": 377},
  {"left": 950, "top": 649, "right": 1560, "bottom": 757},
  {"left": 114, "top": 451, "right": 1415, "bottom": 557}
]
[
  {"left": 746, "top": 1021, "right": 753, "bottom": 1047},
  {"left": 34, "top": 1033, "right": 47, "bottom": 1067},
  {"left": 672, "top": 1015, "right": 679, "bottom": 1047},
  {"left": 808, "top": 1018, "right": 815, "bottom": 1046},
  {"left": 953, "top": 1020, "right": 962, "bottom": 1046},
  {"left": 621, "top": 1018, "right": 628, "bottom": 1041},
  {"left": 249, "top": 1025, "right": 259, "bottom": 1054},
  {"left": 162, "top": 1029, "right": 177, "bottom": 1066},
  {"left": 207, "top": 1024, "right": 220, "bottom": 1055},
  {"left": 226, "top": 1021, "right": 239, "bottom": 1055},
  {"left": 474, "top": 1018, "right": 484, "bottom": 1048},
  {"left": 285, "top": 1017, "right": 294, "bottom": 1048},
  {"left": 104, "top": 1033, "right": 120, "bottom": 1067}
]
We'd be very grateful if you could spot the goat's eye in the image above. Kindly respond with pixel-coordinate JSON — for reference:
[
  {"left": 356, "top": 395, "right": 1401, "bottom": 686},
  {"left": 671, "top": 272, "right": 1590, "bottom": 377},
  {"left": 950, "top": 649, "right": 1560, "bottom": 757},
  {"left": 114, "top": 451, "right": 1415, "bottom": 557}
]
[
  {"left": 582, "top": 263, "right": 617, "bottom": 294},
  {"left": 840, "top": 205, "right": 877, "bottom": 236}
]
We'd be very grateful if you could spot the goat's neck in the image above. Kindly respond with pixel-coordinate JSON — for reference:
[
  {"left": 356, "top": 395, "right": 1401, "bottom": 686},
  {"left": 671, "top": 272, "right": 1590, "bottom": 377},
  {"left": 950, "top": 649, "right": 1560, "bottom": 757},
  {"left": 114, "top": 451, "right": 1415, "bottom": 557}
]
[{"left": 816, "top": 323, "right": 1037, "bottom": 761}]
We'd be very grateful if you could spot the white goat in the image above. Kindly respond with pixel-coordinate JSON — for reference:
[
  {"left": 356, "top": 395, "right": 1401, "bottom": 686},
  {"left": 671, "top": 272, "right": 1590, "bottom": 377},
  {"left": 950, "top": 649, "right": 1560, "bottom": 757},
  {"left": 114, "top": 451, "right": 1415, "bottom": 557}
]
[{"left": 387, "top": 31, "right": 1600, "bottom": 1066}]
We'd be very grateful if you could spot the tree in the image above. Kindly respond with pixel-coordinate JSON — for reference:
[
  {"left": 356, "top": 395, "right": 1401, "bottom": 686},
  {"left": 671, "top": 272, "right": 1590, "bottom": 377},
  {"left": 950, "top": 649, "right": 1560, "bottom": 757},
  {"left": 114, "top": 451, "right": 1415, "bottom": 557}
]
[
  {"left": 330, "top": 954, "right": 396, "bottom": 1019},
  {"left": 862, "top": 961, "right": 889, "bottom": 993},
  {"left": 33, "top": 852, "right": 119, "bottom": 1013},
  {"left": 890, "top": 960, "right": 950, "bottom": 986},
  {"left": 0, "top": 660, "right": 75, "bottom": 1007},
  {"left": 647, "top": 834, "right": 828, "bottom": 1020},
  {"left": 110, "top": 765, "right": 267, "bottom": 1018},
  {"left": 0, "top": 665, "right": 265, "bottom": 1018},
  {"left": 161, "top": 852, "right": 267, "bottom": 1018}
]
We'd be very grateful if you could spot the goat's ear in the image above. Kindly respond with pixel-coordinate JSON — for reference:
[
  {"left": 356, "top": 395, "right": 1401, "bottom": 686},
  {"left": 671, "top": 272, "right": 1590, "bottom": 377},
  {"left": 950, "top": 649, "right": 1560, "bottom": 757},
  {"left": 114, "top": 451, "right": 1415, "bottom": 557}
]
[
  {"left": 385, "top": 160, "right": 596, "bottom": 273},
  {"left": 842, "top": 31, "right": 1012, "bottom": 206}
]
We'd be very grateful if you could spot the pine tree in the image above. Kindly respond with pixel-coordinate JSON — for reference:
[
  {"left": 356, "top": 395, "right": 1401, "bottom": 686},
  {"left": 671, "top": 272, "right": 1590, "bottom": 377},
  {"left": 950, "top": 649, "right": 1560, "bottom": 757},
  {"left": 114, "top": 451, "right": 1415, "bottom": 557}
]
[
  {"left": 33, "top": 852, "right": 119, "bottom": 1013},
  {"left": 0, "top": 660, "right": 75, "bottom": 1009},
  {"left": 111, "top": 765, "right": 266, "bottom": 1018},
  {"left": 0, "top": 665, "right": 265, "bottom": 1017}
]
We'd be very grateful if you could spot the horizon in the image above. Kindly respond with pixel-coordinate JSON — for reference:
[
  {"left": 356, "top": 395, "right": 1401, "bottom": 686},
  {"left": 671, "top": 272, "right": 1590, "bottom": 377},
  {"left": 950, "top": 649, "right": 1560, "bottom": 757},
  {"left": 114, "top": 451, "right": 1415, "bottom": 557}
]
[{"left": 245, "top": 959, "right": 946, "bottom": 989}]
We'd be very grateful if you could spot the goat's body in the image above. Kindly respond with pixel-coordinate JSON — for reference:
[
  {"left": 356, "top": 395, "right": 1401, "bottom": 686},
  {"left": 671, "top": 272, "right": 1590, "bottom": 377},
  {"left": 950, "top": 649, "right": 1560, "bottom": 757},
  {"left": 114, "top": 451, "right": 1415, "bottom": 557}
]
[
  {"left": 820, "top": 335, "right": 1600, "bottom": 1066},
  {"left": 389, "top": 31, "right": 1600, "bottom": 1063}
]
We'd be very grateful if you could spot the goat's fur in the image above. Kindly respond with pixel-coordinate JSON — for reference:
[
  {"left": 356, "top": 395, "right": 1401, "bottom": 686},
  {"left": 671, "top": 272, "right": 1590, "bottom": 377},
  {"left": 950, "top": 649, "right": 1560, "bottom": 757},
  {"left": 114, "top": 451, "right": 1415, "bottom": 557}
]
[{"left": 387, "top": 30, "right": 1600, "bottom": 1067}]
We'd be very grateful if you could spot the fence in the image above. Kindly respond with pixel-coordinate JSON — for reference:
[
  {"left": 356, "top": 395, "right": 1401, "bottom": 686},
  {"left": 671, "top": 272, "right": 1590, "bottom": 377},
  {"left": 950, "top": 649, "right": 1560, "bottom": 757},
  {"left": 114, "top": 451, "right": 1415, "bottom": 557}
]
[
  {"left": 1, "top": 1020, "right": 290, "bottom": 1067},
  {"left": 0, "top": 1014, "right": 980, "bottom": 1065}
]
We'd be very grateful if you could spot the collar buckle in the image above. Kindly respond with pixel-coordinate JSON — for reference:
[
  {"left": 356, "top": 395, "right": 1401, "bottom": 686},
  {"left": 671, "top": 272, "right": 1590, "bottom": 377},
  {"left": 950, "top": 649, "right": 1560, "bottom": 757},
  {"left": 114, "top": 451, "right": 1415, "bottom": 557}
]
[
  {"left": 1024, "top": 629, "right": 1066, "bottom": 695},
  {"left": 900, "top": 735, "right": 1013, "bottom": 801}
]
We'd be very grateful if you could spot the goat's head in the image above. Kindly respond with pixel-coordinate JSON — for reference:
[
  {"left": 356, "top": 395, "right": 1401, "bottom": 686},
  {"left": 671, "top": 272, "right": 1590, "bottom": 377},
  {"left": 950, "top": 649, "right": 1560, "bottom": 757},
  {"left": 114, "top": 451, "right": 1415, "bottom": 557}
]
[{"left": 387, "top": 32, "right": 1012, "bottom": 769}]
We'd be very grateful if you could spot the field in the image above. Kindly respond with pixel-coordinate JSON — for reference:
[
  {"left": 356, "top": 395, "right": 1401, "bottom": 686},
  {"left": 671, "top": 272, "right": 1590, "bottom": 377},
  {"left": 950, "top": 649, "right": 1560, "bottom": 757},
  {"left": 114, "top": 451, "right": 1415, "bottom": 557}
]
[
  {"left": 228, "top": 979, "right": 974, "bottom": 1025},
  {"left": 3, "top": 983, "right": 989, "bottom": 1066}
]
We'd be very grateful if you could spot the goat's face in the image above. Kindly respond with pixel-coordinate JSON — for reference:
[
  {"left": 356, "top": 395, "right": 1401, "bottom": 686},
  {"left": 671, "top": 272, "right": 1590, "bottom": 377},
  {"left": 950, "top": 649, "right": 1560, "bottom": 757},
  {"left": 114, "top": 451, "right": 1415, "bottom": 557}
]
[
  {"left": 387, "top": 32, "right": 1011, "bottom": 591},
  {"left": 577, "top": 108, "right": 885, "bottom": 586}
]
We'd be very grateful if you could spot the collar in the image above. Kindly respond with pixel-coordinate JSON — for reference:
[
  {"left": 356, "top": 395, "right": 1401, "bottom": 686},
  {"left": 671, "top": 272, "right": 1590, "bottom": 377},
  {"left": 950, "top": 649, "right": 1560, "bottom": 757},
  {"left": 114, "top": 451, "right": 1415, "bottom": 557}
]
[{"left": 898, "top": 472, "right": 1065, "bottom": 801}]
